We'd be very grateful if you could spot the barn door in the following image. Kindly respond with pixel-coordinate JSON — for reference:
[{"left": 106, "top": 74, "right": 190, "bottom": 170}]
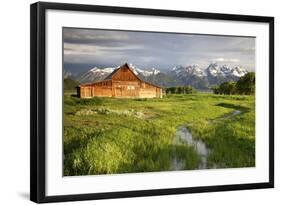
[
  {"left": 115, "top": 87, "right": 122, "bottom": 97},
  {"left": 87, "top": 88, "right": 91, "bottom": 97}
]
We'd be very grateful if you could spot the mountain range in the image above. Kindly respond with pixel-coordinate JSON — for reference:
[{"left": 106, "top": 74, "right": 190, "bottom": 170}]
[{"left": 65, "top": 63, "right": 249, "bottom": 90}]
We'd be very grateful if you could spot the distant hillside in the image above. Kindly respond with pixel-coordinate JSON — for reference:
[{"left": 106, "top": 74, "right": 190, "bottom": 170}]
[{"left": 64, "top": 78, "right": 79, "bottom": 91}]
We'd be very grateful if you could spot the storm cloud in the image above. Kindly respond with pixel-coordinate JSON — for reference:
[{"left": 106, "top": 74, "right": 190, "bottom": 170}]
[{"left": 63, "top": 28, "right": 255, "bottom": 73}]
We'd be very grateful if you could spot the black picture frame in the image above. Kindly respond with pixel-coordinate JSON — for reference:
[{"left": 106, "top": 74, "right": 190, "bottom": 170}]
[{"left": 30, "top": 1, "right": 274, "bottom": 203}]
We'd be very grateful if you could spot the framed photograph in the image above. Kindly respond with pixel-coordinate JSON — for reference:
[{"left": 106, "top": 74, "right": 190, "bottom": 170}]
[{"left": 30, "top": 1, "right": 274, "bottom": 203}]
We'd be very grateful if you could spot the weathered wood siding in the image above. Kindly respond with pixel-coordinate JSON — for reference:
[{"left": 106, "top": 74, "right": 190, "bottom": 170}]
[
  {"left": 111, "top": 66, "right": 139, "bottom": 81},
  {"left": 112, "top": 81, "right": 140, "bottom": 98},
  {"left": 92, "top": 80, "right": 112, "bottom": 97},
  {"left": 139, "top": 82, "right": 159, "bottom": 98}
]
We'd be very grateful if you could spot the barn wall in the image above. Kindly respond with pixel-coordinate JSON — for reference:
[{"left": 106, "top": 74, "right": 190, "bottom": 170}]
[
  {"left": 79, "top": 82, "right": 162, "bottom": 98},
  {"left": 112, "top": 81, "right": 140, "bottom": 98},
  {"left": 92, "top": 86, "right": 112, "bottom": 97},
  {"left": 139, "top": 88, "right": 157, "bottom": 98},
  {"left": 79, "top": 86, "right": 113, "bottom": 98},
  {"left": 138, "top": 82, "right": 160, "bottom": 98},
  {"left": 79, "top": 81, "right": 113, "bottom": 98}
]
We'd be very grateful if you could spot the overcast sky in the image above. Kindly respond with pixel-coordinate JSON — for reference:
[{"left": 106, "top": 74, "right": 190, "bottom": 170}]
[{"left": 63, "top": 28, "right": 255, "bottom": 73}]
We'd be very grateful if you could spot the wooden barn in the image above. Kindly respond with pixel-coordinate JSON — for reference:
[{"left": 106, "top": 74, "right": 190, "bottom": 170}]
[{"left": 77, "top": 63, "right": 163, "bottom": 98}]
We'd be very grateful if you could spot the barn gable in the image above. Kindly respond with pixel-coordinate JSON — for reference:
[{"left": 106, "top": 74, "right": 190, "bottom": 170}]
[{"left": 104, "top": 63, "right": 140, "bottom": 82}]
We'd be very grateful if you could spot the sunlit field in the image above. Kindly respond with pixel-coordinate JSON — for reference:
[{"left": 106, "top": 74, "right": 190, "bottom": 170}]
[{"left": 63, "top": 92, "right": 255, "bottom": 176}]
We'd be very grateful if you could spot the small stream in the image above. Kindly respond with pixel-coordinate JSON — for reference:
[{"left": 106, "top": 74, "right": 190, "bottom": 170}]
[
  {"left": 172, "top": 126, "right": 209, "bottom": 170},
  {"left": 221, "top": 110, "right": 241, "bottom": 120},
  {"left": 170, "top": 110, "right": 241, "bottom": 171}
]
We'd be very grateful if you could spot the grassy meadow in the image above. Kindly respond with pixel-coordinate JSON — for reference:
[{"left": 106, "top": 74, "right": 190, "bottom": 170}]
[{"left": 63, "top": 92, "right": 255, "bottom": 176}]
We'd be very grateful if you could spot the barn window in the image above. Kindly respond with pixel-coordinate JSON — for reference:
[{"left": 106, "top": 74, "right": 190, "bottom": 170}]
[{"left": 127, "top": 86, "right": 135, "bottom": 90}]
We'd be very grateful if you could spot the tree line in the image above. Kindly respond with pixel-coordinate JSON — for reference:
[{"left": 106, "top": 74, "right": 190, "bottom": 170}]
[
  {"left": 211, "top": 72, "right": 255, "bottom": 95},
  {"left": 165, "top": 86, "right": 197, "bottom": 94}
]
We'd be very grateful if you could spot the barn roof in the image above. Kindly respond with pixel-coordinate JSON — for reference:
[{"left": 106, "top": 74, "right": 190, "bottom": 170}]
[
  {"left": 104, "top": 66, "right": 121, "bottom": 80},
  {"left": 104, "top": 63, "right": 162, "bottom": 88},
  {"left": 78, "top": 79, "right": 112, "bottom": 87},
  {"left": 79, "top": 63, "right": 162, "bottom": 88}
]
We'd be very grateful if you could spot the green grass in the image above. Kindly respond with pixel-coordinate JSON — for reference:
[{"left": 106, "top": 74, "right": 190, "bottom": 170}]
[{"left": 63, "top": 93, "right": 255, "bottom": 176}]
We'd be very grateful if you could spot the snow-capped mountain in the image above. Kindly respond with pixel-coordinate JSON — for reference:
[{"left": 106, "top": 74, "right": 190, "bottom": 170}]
[
  {"left": 172, "top": 65, "right": 206, "bottom": 77},
  {"left": 170, "top": 63, "right": 248, "bottom": 88},
  {"left": 170, "top": 65, "right": 208, "bottom": 89},
  {"left": 205, "top": 63, "right": 248, "bottom": 85},
  {"left": 172, "top": 63, "right": 247, "bottom": 79},
  {"left": 70, "top": 62, "right": 249, "bottom": 89},
  {"left": 75, "top": 64, "right": 161, "bottom": 83},
  {"left": 206, "top": 63, "right": 247, "bottom": 78},
  {"left": 231, "top": 66, "right": 248, "bottom": 77},
  {"left": 76, "top": 67, "right": 117, "bottom": 83},
  {"left": 128, "top": 63, "right": 160, "bottom": 77}
]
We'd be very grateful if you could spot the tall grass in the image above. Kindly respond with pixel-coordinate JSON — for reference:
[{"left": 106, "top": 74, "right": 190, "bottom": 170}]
[{"left": 64, "top": 93, "right": 255, "bottom": 176}]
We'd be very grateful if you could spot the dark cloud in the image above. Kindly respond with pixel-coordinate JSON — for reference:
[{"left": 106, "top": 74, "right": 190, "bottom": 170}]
[{"left": 63, "top": 28, "right": 255, "bottom": 72}]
